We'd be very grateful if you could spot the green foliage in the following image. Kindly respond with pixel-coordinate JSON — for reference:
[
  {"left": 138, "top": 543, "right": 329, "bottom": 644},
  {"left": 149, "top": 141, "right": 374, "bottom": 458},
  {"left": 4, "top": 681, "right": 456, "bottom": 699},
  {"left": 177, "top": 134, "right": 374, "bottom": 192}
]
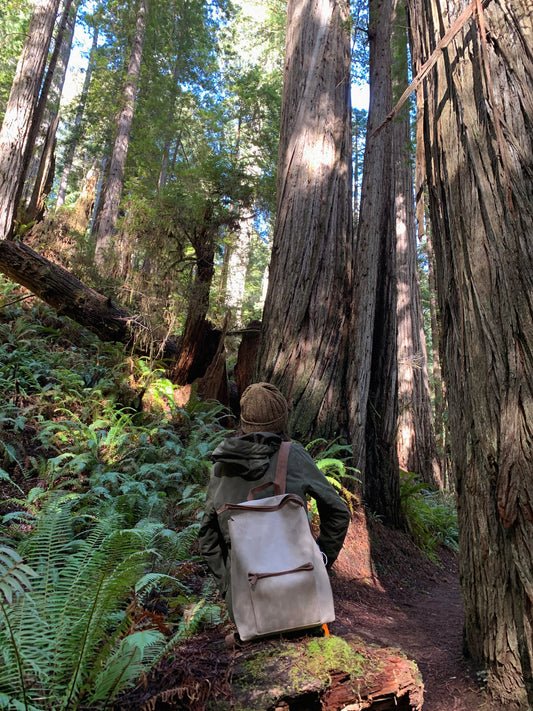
[
  {"left": 0, "top": 283, "right": 230, "bottom": 707},
  {"left": 0, "top": 544, "right": 36, "bottom": 604},
  {"left": 399, "top": 471, "right": 459, "bottom": 562},
  {"left": 0, "top": 498, "right": 166, "bottom": 710},
  {"left": 305, "top": 438, "right": 360, "bottom": 516}
]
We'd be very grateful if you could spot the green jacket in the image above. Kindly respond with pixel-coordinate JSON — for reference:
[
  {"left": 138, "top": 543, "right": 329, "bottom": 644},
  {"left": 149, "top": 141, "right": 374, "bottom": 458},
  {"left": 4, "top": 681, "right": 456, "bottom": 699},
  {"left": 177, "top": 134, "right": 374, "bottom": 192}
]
[{"left": 198, "top": 432, "right": 350, "bottom": 603}]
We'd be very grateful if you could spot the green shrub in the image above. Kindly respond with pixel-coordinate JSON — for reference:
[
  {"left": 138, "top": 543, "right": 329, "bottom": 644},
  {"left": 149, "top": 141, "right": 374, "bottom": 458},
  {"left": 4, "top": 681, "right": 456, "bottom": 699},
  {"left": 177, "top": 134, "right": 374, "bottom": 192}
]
[{"left": 399, "top": 471, "right": 459, "bottom": 562}]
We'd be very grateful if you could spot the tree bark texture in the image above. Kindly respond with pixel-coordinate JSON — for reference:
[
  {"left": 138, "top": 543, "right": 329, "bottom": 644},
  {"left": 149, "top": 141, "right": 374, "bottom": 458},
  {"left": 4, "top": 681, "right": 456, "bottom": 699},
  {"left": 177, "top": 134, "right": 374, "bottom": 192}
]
[
  {"left": 17, "top": 0, "right": 76, "bottom": 223},
  {"left": 95, "top": 0, "right": 147, "bottom": 268},
  {"left": 255, "top": 0, "right": 353, "bottom": 442},
  {"left": 347, "top": 0, "right": 403, "bottom": 527},
  {"left": 0, "top": 0, "right": 62, "bottom": 238},
  {"left": 393, "top": 5, "right": 442, "bottom": 489},
  {"left": 0, "top": 239, "right": 177, "bottom": 358},
  {"left": 407, "top": 0, "right": 533, "bottom": 706},
  {"left": 22, "top": 0, "right": 78, "bottom": 223}
]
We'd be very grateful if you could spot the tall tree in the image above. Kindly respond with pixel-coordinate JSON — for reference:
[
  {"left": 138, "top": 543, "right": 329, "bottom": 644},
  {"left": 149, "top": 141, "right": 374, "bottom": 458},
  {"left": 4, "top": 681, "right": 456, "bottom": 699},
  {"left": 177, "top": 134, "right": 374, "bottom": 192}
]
[
  {"left": 94, "top": 0, "right": 147, "bottom": 268},
  {"left": 0, "top": 0, "right": 62, "bottom": 238},
  {"left": 414, "top": 85, "right": 447, "bottom": 480},
  {"left": 392, "top": 0, "right": 441, "bottom": 488},
  {"left": 347, "top": 0, "right": 403, "bottom": 527},
  {"left": 55, "top": 21, "right": 98, "bottom": 210},
  {"left": 0, "top": 4, "right": 31, "bottom": 121},
  {"left": 255, "top": 0, "right": 353, "bottom": 441},
  {"left": 407, "top": 0, "right": 533, "bottom": 705},
  {"left": 21, "top": 0, "right": 79, "bottom": 224}
]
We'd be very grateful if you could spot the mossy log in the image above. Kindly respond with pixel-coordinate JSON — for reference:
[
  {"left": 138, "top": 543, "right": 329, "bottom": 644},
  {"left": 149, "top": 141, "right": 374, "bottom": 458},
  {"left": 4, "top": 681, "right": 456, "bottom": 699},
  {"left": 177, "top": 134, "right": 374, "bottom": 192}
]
[
  {"left": 0, "top": 238, "right": 177, "bottom": 357},
  {"left": 212, "top": 634, "right": 423, "bottom": 711}
]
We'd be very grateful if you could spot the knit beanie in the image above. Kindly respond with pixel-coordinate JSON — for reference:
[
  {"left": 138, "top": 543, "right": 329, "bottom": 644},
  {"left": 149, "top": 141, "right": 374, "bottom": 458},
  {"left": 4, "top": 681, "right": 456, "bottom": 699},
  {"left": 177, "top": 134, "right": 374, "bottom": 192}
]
[{"left": 239, "top": 382, "right": 289, "bottom": 434}]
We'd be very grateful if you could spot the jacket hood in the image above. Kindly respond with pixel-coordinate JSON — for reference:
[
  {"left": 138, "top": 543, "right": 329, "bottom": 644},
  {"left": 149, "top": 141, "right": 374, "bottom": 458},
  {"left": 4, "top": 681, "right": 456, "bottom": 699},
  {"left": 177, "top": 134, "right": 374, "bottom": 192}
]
[{"left": 211, "top": 432, "right": 282, "bottom": 480}]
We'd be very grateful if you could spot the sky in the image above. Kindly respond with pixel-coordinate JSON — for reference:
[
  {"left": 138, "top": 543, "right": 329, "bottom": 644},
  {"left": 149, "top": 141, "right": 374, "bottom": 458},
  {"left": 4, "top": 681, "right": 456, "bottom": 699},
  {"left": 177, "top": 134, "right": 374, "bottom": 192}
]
[{"left": 62, "top": 7, "right": 370, "bottom": 112}]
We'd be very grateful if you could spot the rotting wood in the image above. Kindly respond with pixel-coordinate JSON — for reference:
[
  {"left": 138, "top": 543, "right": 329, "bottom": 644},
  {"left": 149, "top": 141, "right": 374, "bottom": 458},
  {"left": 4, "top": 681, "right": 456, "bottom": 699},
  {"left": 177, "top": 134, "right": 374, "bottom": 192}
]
[{"left": 215, "top": 635, "right": 423, "bottom": 711}]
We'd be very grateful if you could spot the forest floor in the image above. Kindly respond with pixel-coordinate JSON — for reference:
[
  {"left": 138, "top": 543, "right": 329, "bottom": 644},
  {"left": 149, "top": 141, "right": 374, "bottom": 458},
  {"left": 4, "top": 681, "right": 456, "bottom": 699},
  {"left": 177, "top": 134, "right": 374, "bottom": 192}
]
[
  {"left": 117, "top": 507, "right": 504, "bottom": 711},
  {"left": 329, "top": 510, "right": 501, "bottom": 711}
]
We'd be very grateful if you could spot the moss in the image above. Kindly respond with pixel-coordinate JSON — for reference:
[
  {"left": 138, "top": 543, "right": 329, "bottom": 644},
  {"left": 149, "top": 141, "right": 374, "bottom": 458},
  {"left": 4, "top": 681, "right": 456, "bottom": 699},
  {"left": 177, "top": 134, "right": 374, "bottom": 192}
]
[
  {"left": 241, "top": 645, "right": 297, "bottom": 686},
  {"left": 225, "top": 636, "right": 384, "bottom": 711},
  {"left": 290, "top": 636, "right": 365, "bottom": 690}
]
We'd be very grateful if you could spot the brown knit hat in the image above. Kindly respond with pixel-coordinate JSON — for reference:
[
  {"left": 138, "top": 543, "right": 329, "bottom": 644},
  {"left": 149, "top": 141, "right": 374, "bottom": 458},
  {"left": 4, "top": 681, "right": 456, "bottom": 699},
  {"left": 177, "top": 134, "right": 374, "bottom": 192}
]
[{"left": 239, "top": 382, "right": 289, "bottom": 434}]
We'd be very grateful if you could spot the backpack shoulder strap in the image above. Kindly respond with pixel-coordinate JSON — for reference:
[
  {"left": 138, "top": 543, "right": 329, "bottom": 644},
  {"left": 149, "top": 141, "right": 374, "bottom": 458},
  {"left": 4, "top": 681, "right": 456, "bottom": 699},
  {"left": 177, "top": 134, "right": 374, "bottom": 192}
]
[
  {"left": 273, "top": 441, "right": 291, "bottom": 495},
  {"left": 246, "top": 441, "right": 291, "bottom": 500}
]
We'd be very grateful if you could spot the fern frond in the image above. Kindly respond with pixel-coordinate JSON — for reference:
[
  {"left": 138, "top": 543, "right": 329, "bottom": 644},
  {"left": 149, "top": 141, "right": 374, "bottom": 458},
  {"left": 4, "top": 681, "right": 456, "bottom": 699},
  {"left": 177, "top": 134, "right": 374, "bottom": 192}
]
[
  {"left": 88, "top": 629, "right": 166, "bottom": 705},
  {"left": 0, "top": 546, "right": 36, "bottom": 604}
]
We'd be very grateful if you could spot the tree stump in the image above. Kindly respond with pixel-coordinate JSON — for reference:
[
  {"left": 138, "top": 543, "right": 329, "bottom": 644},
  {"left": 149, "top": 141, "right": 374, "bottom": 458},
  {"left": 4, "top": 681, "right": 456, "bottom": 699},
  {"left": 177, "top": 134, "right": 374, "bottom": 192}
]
[{"left": 215, "top": 634, "right": 424, "bottom": 711}]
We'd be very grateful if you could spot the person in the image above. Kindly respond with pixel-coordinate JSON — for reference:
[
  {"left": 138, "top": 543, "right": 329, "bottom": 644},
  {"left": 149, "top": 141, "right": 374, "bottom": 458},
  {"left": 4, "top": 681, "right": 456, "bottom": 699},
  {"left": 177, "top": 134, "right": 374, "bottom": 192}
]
[{"left": 198, "top": 381, "right": 350, "bottom": 621}]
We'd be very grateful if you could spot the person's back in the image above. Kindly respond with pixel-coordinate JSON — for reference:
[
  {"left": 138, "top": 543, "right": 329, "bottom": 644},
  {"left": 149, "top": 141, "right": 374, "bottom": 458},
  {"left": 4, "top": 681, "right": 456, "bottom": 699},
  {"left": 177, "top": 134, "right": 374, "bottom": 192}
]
[{"left": 198, "top": 382, "right": 350, "bottom": 623}]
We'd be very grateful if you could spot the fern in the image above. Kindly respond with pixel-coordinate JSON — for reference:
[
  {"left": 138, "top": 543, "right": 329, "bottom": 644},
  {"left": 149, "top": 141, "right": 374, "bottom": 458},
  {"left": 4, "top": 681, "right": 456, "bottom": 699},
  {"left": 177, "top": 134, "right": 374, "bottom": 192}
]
[
  {"left": 0, "top": 546, "right": 36, "bottom": 604},
  {"left": 0, "top": 499, "right": 167, "bottom": 710},
  {"left": 305, "top": 438, "right": 361, "bottom": 514},
  {"left": 400, "top": 470, "right": 459, "bottom": 561}
]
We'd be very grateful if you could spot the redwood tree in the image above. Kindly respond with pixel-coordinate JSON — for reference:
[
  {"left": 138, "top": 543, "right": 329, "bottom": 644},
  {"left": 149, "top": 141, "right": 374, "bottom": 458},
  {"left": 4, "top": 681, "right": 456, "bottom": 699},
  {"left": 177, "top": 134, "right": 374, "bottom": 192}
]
[
  {"left": 347, "top": 0, "right": 403, "bottom": 527},
  {"left": 255, "top": 0, "right": 353, "bottom": 441},
  {"left": 95, "top": 0, "right": 147, "bottom": 269},
  {"left": 407, "top": 0, "right": 533, "bottom": 705},
  {"left": 392, "top": 1, "right": 441, "bottom": 489},
  {"left": 0, "top": 0, "right": 61, "bottom": 238}
]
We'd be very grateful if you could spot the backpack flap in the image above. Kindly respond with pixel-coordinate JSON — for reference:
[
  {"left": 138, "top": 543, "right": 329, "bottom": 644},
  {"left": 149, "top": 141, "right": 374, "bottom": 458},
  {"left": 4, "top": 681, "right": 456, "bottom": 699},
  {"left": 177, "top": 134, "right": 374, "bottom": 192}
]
[{"left": 227, "top": 493, "right": 335, "bottom": 641}]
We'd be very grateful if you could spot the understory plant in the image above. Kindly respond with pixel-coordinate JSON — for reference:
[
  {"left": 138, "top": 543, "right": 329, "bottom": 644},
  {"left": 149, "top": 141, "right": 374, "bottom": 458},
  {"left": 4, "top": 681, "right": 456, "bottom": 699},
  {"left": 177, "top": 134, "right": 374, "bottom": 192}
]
[
  {"left": 305, "top": 438, "right": 360, "bottom": 516},
  {"left": 0, "top": 280, "right": 229, "bottom": 708},
  {"left": 0, "top": 497, "right": 222, "bottom": 711},
  {"left": 399, "top": 471, "right": 459, "bottom": 562}
]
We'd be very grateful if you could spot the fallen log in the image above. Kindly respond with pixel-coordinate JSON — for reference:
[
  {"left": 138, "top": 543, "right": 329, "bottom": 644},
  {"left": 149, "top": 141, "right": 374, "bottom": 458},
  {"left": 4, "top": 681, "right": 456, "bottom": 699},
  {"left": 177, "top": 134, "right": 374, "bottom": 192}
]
[{"left": 0, "top": 238, "right": 178, "bottom": 358}]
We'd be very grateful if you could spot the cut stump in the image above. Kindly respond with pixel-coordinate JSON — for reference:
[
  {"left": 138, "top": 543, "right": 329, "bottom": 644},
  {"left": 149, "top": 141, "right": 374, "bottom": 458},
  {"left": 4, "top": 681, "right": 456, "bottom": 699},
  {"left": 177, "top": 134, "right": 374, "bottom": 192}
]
[{"left": 215, "top": 634, "right": 424, "bottom": 711}]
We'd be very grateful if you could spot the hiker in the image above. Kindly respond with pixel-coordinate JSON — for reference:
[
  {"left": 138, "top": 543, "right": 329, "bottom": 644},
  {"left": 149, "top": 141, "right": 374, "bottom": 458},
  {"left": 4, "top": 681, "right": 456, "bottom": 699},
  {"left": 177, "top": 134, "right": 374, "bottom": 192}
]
[{"left": 198, "top": 382, "right": 350, "bottom": 621}]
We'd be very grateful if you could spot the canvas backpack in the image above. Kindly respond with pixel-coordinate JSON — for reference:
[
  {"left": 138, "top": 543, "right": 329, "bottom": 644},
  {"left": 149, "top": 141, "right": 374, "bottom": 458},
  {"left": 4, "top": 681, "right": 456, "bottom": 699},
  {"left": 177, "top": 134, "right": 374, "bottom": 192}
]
[{"left": 217, "top": 441, "right": 335, "bottom": 642}]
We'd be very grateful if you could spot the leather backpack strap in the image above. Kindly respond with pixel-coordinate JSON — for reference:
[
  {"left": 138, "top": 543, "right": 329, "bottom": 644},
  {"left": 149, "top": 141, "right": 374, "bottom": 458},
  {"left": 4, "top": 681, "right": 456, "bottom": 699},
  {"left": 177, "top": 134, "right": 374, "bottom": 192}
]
[
  {"left": 274, "top": 441, "right": 291, "bottom": 495},
  {"left": 246, "top": 441, "right": 291, "bottom": 500}
]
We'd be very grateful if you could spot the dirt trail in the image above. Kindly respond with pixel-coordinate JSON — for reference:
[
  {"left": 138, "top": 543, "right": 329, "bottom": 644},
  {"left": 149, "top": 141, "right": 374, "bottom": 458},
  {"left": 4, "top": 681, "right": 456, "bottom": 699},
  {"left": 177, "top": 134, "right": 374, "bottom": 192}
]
[{"left": 330, "top": 515, "right": 498, "bottom": 711}]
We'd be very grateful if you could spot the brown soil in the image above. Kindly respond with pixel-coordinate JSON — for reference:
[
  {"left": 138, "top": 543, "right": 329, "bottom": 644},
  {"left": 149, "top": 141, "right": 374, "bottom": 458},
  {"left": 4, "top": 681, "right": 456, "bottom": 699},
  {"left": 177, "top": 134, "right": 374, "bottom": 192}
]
[{"left": 329, "top": 510, "right": 500, "bottom": 711}]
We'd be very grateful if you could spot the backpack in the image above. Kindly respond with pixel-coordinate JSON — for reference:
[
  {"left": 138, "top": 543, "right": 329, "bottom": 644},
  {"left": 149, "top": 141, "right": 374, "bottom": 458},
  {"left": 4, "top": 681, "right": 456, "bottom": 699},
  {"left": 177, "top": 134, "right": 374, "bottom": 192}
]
[{"left": 217, "top": 442, "right": 335, "bottom": 642}]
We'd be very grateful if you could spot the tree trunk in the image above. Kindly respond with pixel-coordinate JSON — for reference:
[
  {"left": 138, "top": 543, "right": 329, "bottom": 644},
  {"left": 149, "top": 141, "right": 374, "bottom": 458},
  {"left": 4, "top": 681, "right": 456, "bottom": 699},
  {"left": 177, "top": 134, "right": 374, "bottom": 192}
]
[
  {"left": 234, "top": 319, "right": 262, "bottom": 398},
  {"left": 95, "top": 0, "right": 147, "bottom": 269},
  {"left": 255, "top": 0, "right": 353, "bottom": 441},
  {"left": 425, "top": 226, "right": 447, "bottom": 480},
  {"left": 0, "top": 239, "right": 177, "bottom": 357},
  {"left": 414, "top": 86, "right": 447, "bottom": 482},
  {"left": 18, "top": 0, "right": 76, "bottom": 224},
  {"left": 225, "top": 211, "right": 253, "bottom": 328},
  {"left": 22, "top": 0, "right": 78, "bottom": 223},
  {"left": 393, "top": 1, "right": 442, "bottom": 489},
  {"left": 56, "top": 25, "right": 99, "bottom": 210},
  {"left": 347, "top": 0, "right": 403, "bottom": 527},
  {"left": 0, "top": 0, "right": 62, "bottom": 238},
  {"left": 407, "top": 0, "right": 533, "bottom": 706},
  {"left": 170, "top": 233, "right": 218, "bottom": 386}
]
